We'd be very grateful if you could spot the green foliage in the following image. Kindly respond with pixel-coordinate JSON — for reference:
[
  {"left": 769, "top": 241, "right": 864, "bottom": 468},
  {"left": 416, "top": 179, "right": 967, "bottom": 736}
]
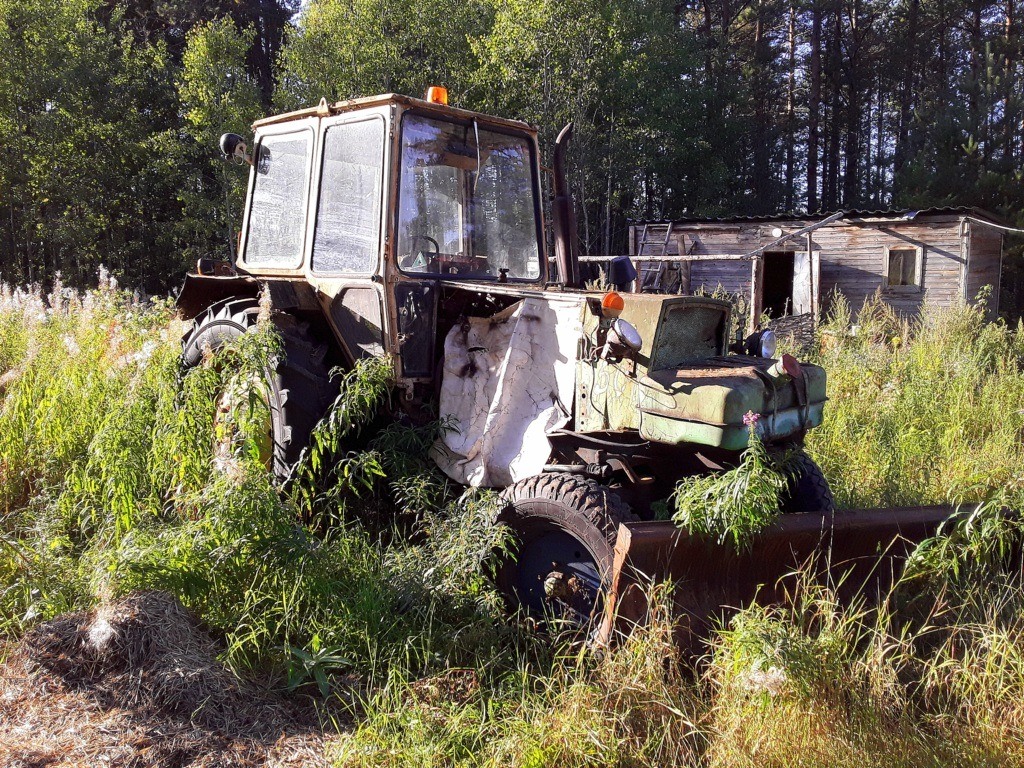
[
  {"left": 0, "top": 2, "right": 295, "bottom": 292},
  {"left": 671, "top": 426, "right": 792, "bottom": 547},
  {"left": 334, "top": 591, "right": 702, "bottom": 768},
  {"left": 277, "top": 0, "right": 491, "bottom": 109},
  {"left": 171, "top": 17, "right": 264, "bottom": 263},
  {"left": 291, "top": 355, "right": 394, "bottom": 510},
  {"left": 5, "top": 283, "right": 1024, "bottom": 765},
  {"left": 287, "top": 634, "right": 352, "bottom": 696},
  {"left": 904, "top": 497, "right": 1024, "bottom": 586},
  {"left": 0, "top": 281, "right": 513, "bottom": 685},
  {"left": 807, "top": 292, "right": 1024, "bottom": 510},
  {"left": 0, "top": 0, "right": 185, "bottom": 290}
]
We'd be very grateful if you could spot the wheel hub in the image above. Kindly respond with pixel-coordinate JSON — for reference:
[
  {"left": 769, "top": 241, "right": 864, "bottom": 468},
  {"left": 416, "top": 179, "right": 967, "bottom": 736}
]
[{"left": 513, "top": 528, "right": 602, "bottom": 622}]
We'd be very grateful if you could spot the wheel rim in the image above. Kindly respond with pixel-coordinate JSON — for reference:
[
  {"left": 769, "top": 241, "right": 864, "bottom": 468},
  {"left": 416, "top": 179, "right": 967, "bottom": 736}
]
[
  {"left": 506, "top": 523, "right": 604, "bottom": 624},
  {"left": 213, "top": 374, "right": 274, "bottom": 470}
]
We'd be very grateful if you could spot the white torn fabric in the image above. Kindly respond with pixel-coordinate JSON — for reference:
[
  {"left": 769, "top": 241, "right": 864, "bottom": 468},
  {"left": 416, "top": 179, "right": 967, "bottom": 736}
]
[{"left": 432, "top": 296, "right": 583, "bottom": 487}]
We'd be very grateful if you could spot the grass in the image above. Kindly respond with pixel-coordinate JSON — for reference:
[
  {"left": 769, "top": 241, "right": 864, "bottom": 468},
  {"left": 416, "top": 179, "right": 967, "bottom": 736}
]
[
  {"left": 805, "top": 290, "right": 1024, "bottom": 510},
  {"left": 2, "top": 276, "right": 1024, "bottom": 766}
]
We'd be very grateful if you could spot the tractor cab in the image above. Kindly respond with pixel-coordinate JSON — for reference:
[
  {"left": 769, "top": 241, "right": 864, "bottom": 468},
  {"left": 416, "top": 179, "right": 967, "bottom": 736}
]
[{"left": 179, "top": 91, "right": 552, "bottom": 404}]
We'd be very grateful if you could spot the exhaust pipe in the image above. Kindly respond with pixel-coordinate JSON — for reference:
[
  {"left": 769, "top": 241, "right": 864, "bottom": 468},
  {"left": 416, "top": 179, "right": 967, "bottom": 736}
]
[{"left": 552, "top": 123, "right": 581, "bottom": 288}]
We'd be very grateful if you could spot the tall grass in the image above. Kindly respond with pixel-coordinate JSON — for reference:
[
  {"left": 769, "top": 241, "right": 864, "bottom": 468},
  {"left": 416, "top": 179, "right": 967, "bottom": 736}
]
[
  {"left": 0, "top": 277, "right": 512, "bottom": 689},
  {"left": 807, "top": 291, "right": 1024, "bottom": 510},
  {"left": 3, "top": 280, "right": 1024, "bottom": 767}
]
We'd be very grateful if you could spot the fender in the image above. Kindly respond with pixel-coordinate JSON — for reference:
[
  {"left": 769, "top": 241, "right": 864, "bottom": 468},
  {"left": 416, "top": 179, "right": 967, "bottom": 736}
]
[
  {"left": 176, "top": 273, "right": 259, "bottom": 320},
  {"left": 176, "top": 274, "right": 322, "bottom": 320}
]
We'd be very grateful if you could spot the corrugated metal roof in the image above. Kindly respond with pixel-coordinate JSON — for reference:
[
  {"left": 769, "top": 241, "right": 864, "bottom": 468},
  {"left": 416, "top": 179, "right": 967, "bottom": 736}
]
[{"left": 630, "top": 206, "right": 1009, "bottom": 227}]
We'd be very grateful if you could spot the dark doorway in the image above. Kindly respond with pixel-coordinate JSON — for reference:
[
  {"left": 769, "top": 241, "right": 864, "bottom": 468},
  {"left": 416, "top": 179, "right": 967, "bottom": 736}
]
[{"left": 762, "top": 251, "right": 795, "bottom": 317}]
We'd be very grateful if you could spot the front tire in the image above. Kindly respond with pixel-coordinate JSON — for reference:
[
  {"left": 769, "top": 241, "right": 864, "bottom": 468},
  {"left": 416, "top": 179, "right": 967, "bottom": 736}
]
[
  {"left": 780, "top": 451, "right": 835, "bottom": 513},
  {"left": 496, "top": 473, "right": 636, "bottom": 624},
  {"left": 181, "top": 299, "right": 336, "bottom": 481}
]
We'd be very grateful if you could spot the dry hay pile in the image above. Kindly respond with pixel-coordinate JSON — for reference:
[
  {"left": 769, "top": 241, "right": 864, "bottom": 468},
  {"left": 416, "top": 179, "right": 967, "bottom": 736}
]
[{"left": 0, "top": 591, "right": 333, "bottom": 767}]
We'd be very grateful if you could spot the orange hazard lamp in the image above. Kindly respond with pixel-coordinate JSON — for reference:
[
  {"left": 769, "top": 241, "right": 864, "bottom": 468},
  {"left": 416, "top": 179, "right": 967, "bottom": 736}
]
[
  {"left": 601, "top": 291, "right": 625, "bottom": 318},
  {"left": 425, "top": 86, "right": 448, "bottom": 105}
]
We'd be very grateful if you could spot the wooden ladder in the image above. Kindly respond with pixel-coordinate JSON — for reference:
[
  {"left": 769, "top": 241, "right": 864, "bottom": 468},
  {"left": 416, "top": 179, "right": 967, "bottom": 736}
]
[{"left": 635, "top": 222, "right": 674, "bottom": 292}]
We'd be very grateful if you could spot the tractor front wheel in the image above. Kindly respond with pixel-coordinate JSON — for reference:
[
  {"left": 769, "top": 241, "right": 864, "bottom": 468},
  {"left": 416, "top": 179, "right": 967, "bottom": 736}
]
[
  {"left": 780, "top": 451, "right": 835, "bottom": 513},
  {"left": 495, "top": 473, "right": 636, "bottom": 625}
]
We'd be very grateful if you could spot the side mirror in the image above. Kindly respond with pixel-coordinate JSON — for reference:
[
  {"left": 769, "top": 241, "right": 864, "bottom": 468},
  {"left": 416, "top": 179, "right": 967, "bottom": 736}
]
[{"left": 219, "top": 133, "right": 252, "bottom": 165}]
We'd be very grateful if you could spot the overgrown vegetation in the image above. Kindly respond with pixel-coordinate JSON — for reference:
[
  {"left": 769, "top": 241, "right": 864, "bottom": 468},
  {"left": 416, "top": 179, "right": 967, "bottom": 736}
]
[
  {"left": 670, "top": 417, "right": 793, "bottom": 547},
  {"left": 3, "top": 282, "right": 1024, "bottom": 766},
  {"left": 0, "top": 279, "right": 512, "bottom": 691},
  {"left": 806, "top": 291, "right": 1024, "bottom": 511}
]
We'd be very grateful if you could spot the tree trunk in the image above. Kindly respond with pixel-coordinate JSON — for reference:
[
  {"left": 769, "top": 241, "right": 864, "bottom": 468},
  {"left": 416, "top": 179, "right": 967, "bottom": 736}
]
[
  {"left": 1004, "top": 0, "right": 1016, "bottom": 164},
  {"left": 785, "top": 1, "right": 796, "bottom": 211},
  {"left": 895, "top": 0, "right": 918, "bottom": 177},
  {"left": 752, "top": 1, "right": 770, "bottom": 211},
  {"left": 808, "top": 1, "right": 822, "bottom": 211},
  {"left": 843, "top": 0, "right": 861, "bottom": 206}
]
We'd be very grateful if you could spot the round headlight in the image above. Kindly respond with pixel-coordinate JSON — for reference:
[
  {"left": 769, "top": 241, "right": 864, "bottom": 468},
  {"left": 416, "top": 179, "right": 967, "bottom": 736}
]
[
  {"left": 612, "top": 318, "right": 643, "bottom": 351},
  {"left": 759, "top": 329, "right": 778, "bottom": 359}
]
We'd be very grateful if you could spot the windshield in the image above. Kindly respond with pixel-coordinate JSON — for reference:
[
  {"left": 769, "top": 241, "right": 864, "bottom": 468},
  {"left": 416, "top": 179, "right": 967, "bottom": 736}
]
[{"left": 396, "top": 113, "right": 542, "bottom": 280}]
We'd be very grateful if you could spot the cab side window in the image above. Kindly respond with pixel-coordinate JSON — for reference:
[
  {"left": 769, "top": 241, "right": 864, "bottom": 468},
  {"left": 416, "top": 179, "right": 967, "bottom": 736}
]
[
  {"left": 244, "top": 131, "right": 311, "bottom": 267},
  {"left": 312, "top": 119, "right": 385, "bottom": 274}
]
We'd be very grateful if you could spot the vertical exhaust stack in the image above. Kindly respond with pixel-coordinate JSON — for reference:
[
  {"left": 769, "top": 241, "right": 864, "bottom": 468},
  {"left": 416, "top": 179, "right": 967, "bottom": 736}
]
[{"left": 552, "top": 123, "right": 581, "bottom": 288}]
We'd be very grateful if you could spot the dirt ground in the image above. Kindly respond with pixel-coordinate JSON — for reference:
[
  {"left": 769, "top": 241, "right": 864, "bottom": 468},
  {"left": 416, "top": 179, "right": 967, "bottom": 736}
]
[{"left": 0, "top": 592, "right": 340, "bottom": 768}]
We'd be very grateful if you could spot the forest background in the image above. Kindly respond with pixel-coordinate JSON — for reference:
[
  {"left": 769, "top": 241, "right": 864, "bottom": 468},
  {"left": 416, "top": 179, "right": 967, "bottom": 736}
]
[{"left": 3, "top": 0, "right": 1024, "bottom": 311}]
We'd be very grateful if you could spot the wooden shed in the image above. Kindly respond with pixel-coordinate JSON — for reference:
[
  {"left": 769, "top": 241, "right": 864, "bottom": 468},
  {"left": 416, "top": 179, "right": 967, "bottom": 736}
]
[{"left": 625, "top": 207, "right": 1006, "bottom": 328}]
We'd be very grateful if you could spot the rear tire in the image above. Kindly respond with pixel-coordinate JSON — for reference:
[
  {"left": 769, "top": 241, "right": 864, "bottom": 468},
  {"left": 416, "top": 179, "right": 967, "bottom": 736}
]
[
  {"left": 181, "top": 298, "right": 336, "bottom": 481},
  {"left": 780, "top": 451, "right": 835, "bottom": 513},
  {"left": 496, "top": 473, "right": 636, "bottom": 624}
]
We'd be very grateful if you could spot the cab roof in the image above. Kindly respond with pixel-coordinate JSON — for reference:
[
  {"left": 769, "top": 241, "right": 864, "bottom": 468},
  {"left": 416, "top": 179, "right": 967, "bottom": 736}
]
[{"left": 252, "top": 93, "right": 536, "bottom": 135}]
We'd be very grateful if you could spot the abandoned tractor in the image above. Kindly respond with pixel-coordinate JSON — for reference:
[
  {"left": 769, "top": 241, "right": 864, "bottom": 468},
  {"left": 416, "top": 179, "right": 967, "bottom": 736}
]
[{"left": 177, "top": 89, "right": 946, "bottom": 642}]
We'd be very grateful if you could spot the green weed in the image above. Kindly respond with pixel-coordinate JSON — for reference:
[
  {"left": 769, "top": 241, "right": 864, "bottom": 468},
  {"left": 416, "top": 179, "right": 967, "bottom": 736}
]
[
  {"left": 671, "top": 423, "right": 793, "bottom": 547},
  {"left": 3, "top": 280, "right": 1024, "bottom": 768},
  {"left": 807, "top": 291, "right": 1024, "bottom": 510}
]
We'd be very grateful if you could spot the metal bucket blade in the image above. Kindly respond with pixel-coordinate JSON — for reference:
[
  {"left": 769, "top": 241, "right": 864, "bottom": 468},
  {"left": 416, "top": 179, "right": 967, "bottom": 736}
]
[{"left": 596, "top": 506, "right": 956, "bottom": 649}]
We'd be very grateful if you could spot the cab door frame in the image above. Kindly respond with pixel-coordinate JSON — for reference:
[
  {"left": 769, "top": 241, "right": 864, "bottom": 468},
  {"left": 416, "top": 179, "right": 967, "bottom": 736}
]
[{"left": 304, "top": 105, "right": 394, "bottom": 367}]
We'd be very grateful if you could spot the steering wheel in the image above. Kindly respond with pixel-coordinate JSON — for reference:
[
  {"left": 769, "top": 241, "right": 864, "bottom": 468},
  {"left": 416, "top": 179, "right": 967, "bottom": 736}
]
[{"left": 401, "top": 234, "right": 440, "bottom": 269}]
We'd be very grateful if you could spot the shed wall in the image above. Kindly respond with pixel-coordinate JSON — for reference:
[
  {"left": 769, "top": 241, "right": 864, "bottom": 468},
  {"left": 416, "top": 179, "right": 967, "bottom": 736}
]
[{"left": 630, "top": 216, "right": 982, "bottom": 316}]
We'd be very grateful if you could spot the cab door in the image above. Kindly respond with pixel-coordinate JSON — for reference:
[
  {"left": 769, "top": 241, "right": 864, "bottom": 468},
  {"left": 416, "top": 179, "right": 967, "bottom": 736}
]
[{"left": 305, "top": 110, "right": 391, "bottom": 364}]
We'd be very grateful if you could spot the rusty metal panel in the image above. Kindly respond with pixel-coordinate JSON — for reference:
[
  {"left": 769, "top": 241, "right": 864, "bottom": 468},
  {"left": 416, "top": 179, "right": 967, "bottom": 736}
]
[
  {"left": 175, "top": 274, "right": 259, "bottom": 320},
  {"left": 597, "top": 506, "right": 958, "bottom": 651}
]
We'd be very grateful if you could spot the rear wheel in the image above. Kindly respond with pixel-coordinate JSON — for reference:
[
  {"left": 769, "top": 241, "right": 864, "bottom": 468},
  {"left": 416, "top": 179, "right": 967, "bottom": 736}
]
[
  {"left": 496, "top": 473, "right": 636, "bottom": 624},
  {"left": 181, "top": 298, "right": 336, "bottom": 481}
]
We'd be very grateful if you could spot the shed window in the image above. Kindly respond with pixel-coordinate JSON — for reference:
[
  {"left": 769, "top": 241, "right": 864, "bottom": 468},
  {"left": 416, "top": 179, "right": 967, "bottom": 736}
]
[{"left": 883, "top": 246, "right": 923, "bottom": 291}]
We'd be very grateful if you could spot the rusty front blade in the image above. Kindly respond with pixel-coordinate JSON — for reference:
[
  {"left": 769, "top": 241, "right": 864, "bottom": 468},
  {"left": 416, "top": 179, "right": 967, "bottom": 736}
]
[{"left": 596, "top": 506, "right": 956, "bottom": 650}]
